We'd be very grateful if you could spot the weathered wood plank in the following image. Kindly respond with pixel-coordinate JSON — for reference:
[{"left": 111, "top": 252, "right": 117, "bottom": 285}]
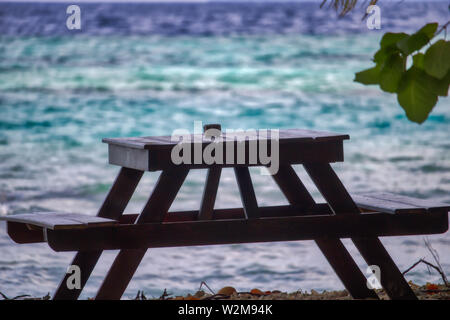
[
  {"left": 7, "top": 204, "right": 333, "bottom": 242},
  {"left": 352, "top": 194, "right": 426, "bottom": 214},
  {"left": 7, "top": 203, "right": 334, "bottom": 245},
  {"left": 285, "top": 129, "right": 349, "bottom": 142},
  {"left": 108, "top": 139, "right": 345, "bottom": 171},
  {"left": 6, "top": 221, "right": 45, "bottom": 243},
  {"left": 0, "top": 213, "right": 117, "bottom": 230},
  {"left": 45, "top": 211, "right": 449, "bottom": 252},
  {"left": 103, "top": 129, "right": 349, "bottom": 150},
  {"left": 357, "top": 192, "right": 450, "bottom": 213},
  {"left": 108, "top": 145, "right": 150, "bottom": 171},
  {"left": 121, "top": 204, "right": 332, "bottom": 224}
]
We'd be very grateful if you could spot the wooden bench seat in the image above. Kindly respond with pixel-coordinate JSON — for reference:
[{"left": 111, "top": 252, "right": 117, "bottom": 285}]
[
  {"left": 353, "top": 192, "right": 450, "bottom": 214},
  {"left": 0, "top": 212, "right": 117, "bottom": 230},
  {"left": 43, "top": 210, "right": 449, "bottom": 252},
  {"left": 1, "top": 204, "right": 448, "bottom": 251}
]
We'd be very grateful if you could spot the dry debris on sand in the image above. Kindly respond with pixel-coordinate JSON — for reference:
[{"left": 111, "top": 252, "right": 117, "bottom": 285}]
[
  {"left": 156, "top": 282, "right": 450, "bottom": 300},
  {"left": 2, "top": 282, "right": 449, "bottom": 300}
]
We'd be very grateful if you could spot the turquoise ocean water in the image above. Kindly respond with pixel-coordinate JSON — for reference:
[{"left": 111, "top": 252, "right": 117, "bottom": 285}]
[{"left": 0, "top": 2, "right": 449, "bottom": 298}]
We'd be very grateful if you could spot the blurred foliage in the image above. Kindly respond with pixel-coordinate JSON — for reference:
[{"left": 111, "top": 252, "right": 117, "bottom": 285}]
[
  {"left": 320, "top": 0, "right": 379, "bottom": 16},
  {"left": 321, "top": 1, "right": 449, "bottom": 124},
  {"left": 354, "top": 23, "right": 449, "bottom": 124}
]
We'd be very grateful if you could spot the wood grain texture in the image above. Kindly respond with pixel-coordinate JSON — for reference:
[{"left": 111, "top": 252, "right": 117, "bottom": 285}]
[
  {"left": 354, "top": 193, "right": 450, "bottom": 214},
  {"left": 103, "top": 129, "right": 349, "bottom": 150},
  {"left": 105, "top": 129, "right": 348, "bottom": 171},
  {"left": 0, "top": 213, "right": 117, "bottom": 230},
  {"left": 6, "top": 221, "right": 45, "bottom": 243},
  {"left": 107, "top": 140, "right": 346, "bottom": 171},
  {"left": 45, "top": 211, "right": 449, "bottom": 252},
  {"left": 123, "top": 203, "right": 333, "bottom": 224},
  {"left": 8, "top": 204, "right": 334, "bottom": 245}
]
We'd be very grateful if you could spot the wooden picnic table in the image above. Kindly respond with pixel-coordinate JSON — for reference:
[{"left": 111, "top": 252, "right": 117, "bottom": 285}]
[{"left": 1, "top": 126, "right": 448, "bottom": 300}]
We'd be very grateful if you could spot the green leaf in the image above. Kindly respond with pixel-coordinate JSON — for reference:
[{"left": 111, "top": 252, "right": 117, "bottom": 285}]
[
  {"left": 396, "top": 23, "right": 438, "bottom": 55},
  {"left": 373, "top": 46, "right": 398, "bottom": 64},
  {"left": 412, "top": 53, "right": 425, "bottom": 70},
  {"left": 417, "top": 22, "right": 438, "bottom": 39},
  {"left": 427, "top": 71, "right": 450, "bottom": 97},
  {"left": 373, "top": 33, "right": 408, "bottom": 64},
  {"left": 357, "top": 23, "right": 445, "bottom": 124},
  {"left": 424, "top": 40, "right": 450, "bottom": 79},
  {"left": 397, "top": 33, "right": 429, "bottom": 55},
  {"left": 397, "top": 67, "right": 438, "bottom": 124},
  {"left": 380, "top": 32, "right": 409, "bottom": 48},
  {"left": 354, "top": 65, "right": 381, "bottom": 85},
  {"left": 379, "top": 54, "right": 405, "bottom": 93}
]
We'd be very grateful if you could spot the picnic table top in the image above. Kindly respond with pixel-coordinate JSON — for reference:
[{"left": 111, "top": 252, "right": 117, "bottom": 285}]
[{"left": 102, "top": 128, "right": 350, "bottom": 150}]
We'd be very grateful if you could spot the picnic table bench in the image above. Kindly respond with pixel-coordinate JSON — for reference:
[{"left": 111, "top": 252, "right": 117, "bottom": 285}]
[{"left": 1, "top": 126, "right": 448, "bottom": 300}]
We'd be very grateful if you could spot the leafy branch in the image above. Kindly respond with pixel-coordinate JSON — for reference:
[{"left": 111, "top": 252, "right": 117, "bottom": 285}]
[
  {"left": 354, "top": 22, "right": 450, "bottom": 124},
  {"left": 320, "top": 1, "right": 449, "bottom": 124},
  {"left": 320, "top": 0, "right": 379, "bottom": 17}
]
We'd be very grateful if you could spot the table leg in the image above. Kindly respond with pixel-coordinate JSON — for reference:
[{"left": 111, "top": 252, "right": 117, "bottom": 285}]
[
  {"left": 303, "top": 163, "right": 417, "bottom": 300},
  {"left": 53, "top": 167, "right": 144, "bottom": 300},
  {"left": 234, "top": 167, "right": 260, "bottom": 219},
  {"left": 198, "top": 167, "right": 222, "bottom": 220},
  {"left": 272, "top": 165, "right": 378, "bottom": 299},
  {"left": 95, "top": 167, "right": 189, "bottom": 300}
]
